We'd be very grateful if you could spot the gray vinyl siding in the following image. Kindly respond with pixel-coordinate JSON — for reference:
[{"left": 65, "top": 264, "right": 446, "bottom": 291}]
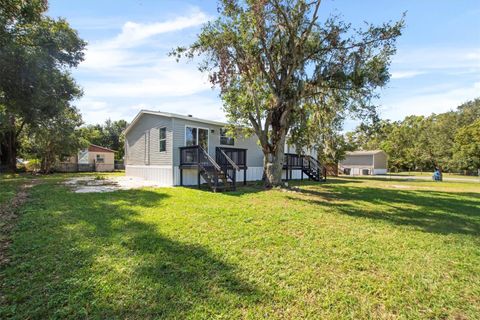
[
  {"left": 373, "top": 152, "right": 388, "bottom": 169},
  {"left": 235, "top": 135, "right": 264, "bottom": 167},
  {"left": 340, "top": 154, "right": 374, "bottom": 167},
  {"left": 172, "top": 118, "right": 264, "bottom": 167},
  {"left": 126, "top": 114, "right": 173, "bottom": 166},
  {"left": 126, "top": 131, "right": 146, "bottom": 165}
]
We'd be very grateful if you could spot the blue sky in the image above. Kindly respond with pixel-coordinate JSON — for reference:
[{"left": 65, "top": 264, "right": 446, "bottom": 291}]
[{"left": 47, "top": 0, "right": 480, "bottom": 130}]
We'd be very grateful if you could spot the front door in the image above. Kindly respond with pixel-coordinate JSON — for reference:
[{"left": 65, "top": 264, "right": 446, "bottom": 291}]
[
  {"left": 185, "top": 126, "right": 209, "bottom": 151},
  {"left": 198, "top": 128, "right": 208, "bottom": 151}
]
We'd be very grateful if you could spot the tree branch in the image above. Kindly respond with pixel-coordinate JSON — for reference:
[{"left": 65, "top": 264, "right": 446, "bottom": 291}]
[{"left": 15, "top": 119, "right": 26, "bottom": 139}]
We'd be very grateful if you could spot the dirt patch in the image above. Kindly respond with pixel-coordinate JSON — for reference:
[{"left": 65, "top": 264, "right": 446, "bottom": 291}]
[
  {"left": 0, "top": 180, "right": 38, "bottom": 267},
  {"left": 64, "top": 176, "right": 167, "bottom": 193}
]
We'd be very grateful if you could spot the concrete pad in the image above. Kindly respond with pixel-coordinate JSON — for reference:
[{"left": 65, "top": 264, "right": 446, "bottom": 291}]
[{"left": 64, "top": 176, "right": 167, "bottom": 193}]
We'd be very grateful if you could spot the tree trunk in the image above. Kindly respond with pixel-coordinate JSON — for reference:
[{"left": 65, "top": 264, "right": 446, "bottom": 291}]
[
  {"left": 2, "top": 116, "right": 18, "bottom": 172},
  {"left": 263, "top": 134, "right": 286, "bottom": 188},
  {"left": 252, "top": 104, "right": 291, "bottom": 188},
  {"left": 40, "top": 150, "right": 55, "bottom": 174}
]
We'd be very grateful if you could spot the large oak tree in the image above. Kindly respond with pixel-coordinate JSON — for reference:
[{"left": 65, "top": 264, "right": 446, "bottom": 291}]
[
  {"left": 0, "top": 0, "right": 85, "bottom": 171},
  {"left": 174, "top": 0, "right": 404, "bottom": 187}
]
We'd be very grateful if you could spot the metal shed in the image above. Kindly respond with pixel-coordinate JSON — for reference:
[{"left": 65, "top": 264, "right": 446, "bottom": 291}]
[{"left": 339, "top": 150, "right": 388, "bottom": 176}]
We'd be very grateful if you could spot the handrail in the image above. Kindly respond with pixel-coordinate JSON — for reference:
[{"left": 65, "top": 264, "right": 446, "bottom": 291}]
[
  {"left": 305, "top": 155, "right": 327, "bottom": 181},
  {"left": 216, "top": 147, "right": 247, "bottom": 167},
  {"left": 305, "top": 155, "right": 320, "bottom": 170},
  {"left": 199, "top": 146, "right": 222, "bottom": 172},
  {"left": 218, "top": 148, "right": 240, "bottom": 171},
  {"left": 309, "top": 156, "right": 320, "bottom": 165},
  {"left": 217, "top": 147, "right": 247, "bottom": 152}
]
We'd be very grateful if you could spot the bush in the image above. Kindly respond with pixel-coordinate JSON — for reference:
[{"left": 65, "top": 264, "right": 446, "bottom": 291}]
[{"left": 25, "top": 159, "right": 41, "bottom": 172}]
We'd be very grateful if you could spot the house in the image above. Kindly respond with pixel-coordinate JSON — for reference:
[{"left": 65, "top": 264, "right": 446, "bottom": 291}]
[
  {"left": 124, "top": 110, "right": 325, "bottom": 191},
  {"left": 339, "top": 150, "right": 388, "bottom": 176},
  {"left": 56, "top": 144, "right": 116, "bottom": 172}
]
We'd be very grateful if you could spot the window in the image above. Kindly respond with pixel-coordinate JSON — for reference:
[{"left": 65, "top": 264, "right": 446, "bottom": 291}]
[
  {"left": 78, "top": 149, "right": 88, "bottom": 164},
  {"left": 220, "top": 128, "right": 234, "bottom": 146},
  {"left": 185, "top": 126, "right": 197, "bottom": 147},
  {"left": 96, "top": 154, "right": 104, "bottom": 163},
  {"left": 185, "top": 126, "right": 209, "bottom": 151},
  {"left": 198, "top": 128, "right": 208, "bottom": 151},
  {"left": 159, "top": 127, "right": 166, "bottom": 152}
]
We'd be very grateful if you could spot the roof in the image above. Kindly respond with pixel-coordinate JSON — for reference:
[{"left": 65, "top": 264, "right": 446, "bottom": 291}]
[
  {"left": 345, "top": 150, "right": 386, "bottom": 156},
  {"left": 88, "top": 144, "right": 116, "bottom": 153},
  {"left": 124, "top": 110, "right": 229, "bottom": 135}
]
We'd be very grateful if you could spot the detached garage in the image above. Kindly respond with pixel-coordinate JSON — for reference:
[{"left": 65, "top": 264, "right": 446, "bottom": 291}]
[{"left": 339, "top": 150, "right": 388, "bottom": 176}]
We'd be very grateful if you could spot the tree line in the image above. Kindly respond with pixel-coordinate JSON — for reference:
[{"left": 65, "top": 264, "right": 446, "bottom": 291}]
[{"left": 345, "top": 98, "right": 480, "bottom": 173}]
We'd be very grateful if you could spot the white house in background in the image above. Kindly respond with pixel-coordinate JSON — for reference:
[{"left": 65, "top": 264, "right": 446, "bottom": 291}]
[
  {"left": 78, "top": 144, "right": 115, "bottom": 171},
  {"left": 56, "top": 144, "right": 115, "bottom": 172},
  {"left": 339, "top": 150, "right": 388, "bottom": 176},
  {"left": 124, "top": 110, "right": 324, "bottom": 191}
]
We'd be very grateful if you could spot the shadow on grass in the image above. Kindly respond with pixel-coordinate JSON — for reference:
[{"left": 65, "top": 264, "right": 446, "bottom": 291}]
[
  {"left": 184, "top": 177, "right": 361, "bottom": 197},
  {"left": 289, "top": 184, "right": 480, "bottom": 237},
  {"left": 179, "top": 180, "right": 266, "bottom": 196},
  {"left": 1, "top": 186, "right": 261, "bottom": 319}
]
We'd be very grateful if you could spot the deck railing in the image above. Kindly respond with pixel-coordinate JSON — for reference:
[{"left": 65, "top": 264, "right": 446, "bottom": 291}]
[
  {"left": 180, "top": 146, "right": 325, "bottom": 183},
  {"left": 179, "top": 145, "right": 222, "bottom": 170},
  {"left": 284, "top": 153, "right": 304, "bottom": 169},
  {"left": 215, "top": 147, "right": 247, "bottom": 168},
  {"left": 179, "top": 146, "right": 201, "bottom": 166},
  {"left": 283, "top": 153, "right": 327, "bottom": 181}
]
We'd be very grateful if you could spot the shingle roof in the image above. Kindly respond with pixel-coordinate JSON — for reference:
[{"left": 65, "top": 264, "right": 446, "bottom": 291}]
[
  {"left": 88, "top": 144, "right": 116, "bottom": 153},
  {"left": 124, "top": 110, "right": 228, "bottom": 135},
  {"left": 345, "top": 150, "right": 386, "bottom": 156}
]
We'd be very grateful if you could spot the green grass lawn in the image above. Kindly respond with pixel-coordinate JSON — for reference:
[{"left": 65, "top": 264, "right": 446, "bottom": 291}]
[
  {"left": 0, "top": 174, "right": 28, "bottom": 204},
  {"left": 393, "top": 171, "right": 480, "bottom": 180},
  {"left": 1, "top": 174, "right": 479, "bottom": 319}
]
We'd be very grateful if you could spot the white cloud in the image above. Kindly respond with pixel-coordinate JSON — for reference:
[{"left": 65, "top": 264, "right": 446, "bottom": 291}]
[
  {"left": 381, "top": 82, "right": 480, "bottom": 120},
  {"left": 81, "top": 8, "right": 209, "bottom": 71},
  {"left": 108, "top": 10, "right": 208, "bottom": 49},
  {"left": 128, "top": 96, "right": 226, "bottom": 122},
  {"left": 392, "top": 47, "right": 480, "bottom": 72},
  {"left": 386, "top": 47, "right": 480, "bottom": 81},
  {"left": 390, "top": 70, "right": 425, "bottom": 79},
  {"left": 73, "top": 8, "right": 222, "bottom": 125},
  {"left": 83, "top": 58, "right": 211, "bottom": 98},
  {"left": 76, "top": 99, "right": 134, "bottom": 124}
]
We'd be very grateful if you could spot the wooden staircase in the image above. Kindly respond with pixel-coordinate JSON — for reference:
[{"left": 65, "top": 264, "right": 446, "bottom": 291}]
[
  {"left": 197, "top": 147, "right": 236, "bottom": 192},
  {"left": 302, "top": 156, "right": 326, "bottom": 182},
  {"left": 179, "top": 145, "right": 244, "bottom": 192}
]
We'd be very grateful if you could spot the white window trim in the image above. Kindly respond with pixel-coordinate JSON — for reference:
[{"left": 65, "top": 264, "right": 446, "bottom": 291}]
[
  {"left": 184, "top": 125, "right": 209, "bottom": 152},
  {"left": 159, "top": 126, "right": 167, "bottom": 153}
]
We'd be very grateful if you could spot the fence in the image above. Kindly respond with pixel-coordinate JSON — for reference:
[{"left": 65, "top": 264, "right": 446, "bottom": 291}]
[
  {"left": 1, "top": 161, "right": 124, "bottom": 173},
  {"left": 114, "top": 160, "right": 125, "bottom": 170},
  {"left": 55, "top": 162, "right": 117, "bottom": 172},
  {"left": 324, "top": 163, "right": 338, "bottom": 176}
]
